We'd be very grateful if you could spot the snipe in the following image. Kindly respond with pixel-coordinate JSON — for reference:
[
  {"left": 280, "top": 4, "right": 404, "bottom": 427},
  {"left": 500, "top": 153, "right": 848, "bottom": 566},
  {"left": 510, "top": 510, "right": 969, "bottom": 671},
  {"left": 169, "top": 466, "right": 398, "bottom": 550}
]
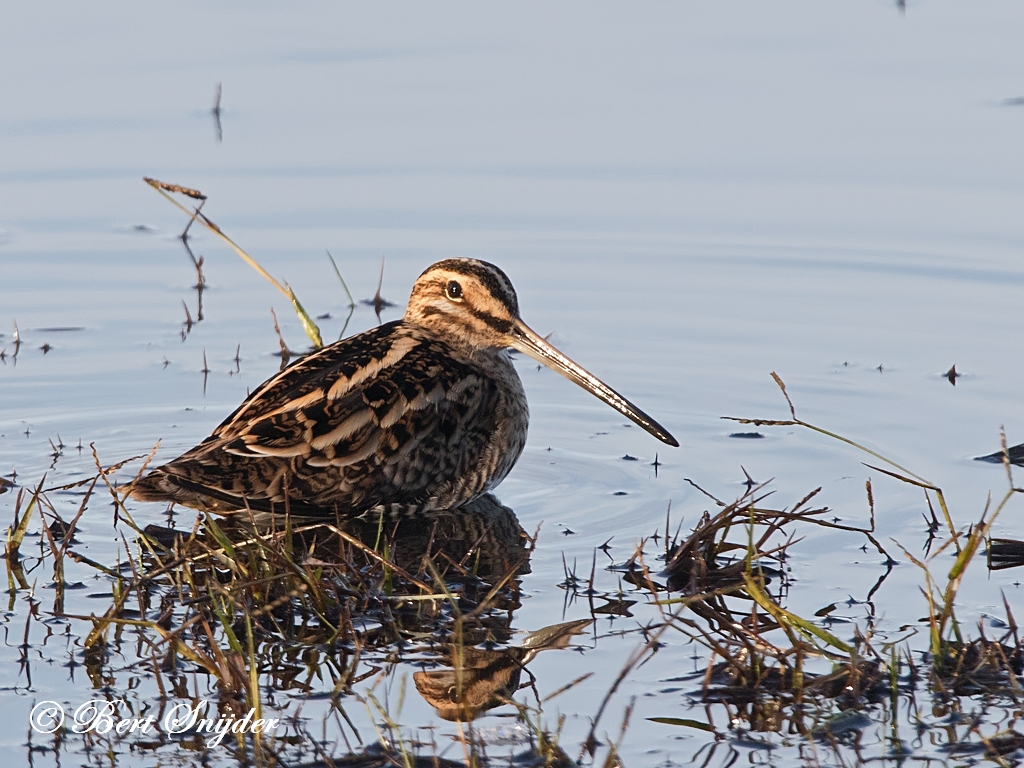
[{"left": 132, "top": 258, "right": 677, "bottom": 516}]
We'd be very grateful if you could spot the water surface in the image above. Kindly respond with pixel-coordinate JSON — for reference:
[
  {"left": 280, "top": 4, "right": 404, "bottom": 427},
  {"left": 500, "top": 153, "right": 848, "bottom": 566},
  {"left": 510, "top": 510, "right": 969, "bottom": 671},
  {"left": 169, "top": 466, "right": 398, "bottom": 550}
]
[{"left": 3, "top": 3, "right": 1024, "bottom": 765}]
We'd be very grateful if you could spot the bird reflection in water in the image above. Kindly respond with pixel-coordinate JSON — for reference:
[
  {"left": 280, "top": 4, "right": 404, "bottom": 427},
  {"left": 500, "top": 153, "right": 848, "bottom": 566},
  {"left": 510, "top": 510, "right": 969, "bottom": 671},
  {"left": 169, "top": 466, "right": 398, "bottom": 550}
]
[
  {"left": 286, "top": 495, "right": 594, "bottom": 723},
  {"left": 139, "top": 493, "right": 534, "bottom": 650},
  {"left": 414, "top": 619, "right": 593, "bottom": 722},
  {"left": 138, "top": 493, "right": 594, "bottom": 728},
  {"left": 337, "top": 492, "right": 532, "bottom": 600}
]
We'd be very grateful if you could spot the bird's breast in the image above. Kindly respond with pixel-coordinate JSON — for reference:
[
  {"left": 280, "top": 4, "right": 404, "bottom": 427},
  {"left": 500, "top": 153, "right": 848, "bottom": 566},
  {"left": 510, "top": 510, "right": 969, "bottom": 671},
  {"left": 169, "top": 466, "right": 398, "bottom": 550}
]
[{"left": 467, "top": 349, "right": 529, "bottom": 492}]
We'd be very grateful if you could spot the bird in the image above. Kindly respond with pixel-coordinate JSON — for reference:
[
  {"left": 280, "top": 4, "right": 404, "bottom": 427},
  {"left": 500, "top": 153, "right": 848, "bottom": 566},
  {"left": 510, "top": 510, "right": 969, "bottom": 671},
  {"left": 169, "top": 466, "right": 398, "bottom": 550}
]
[{"left": 131, "top": 258, "right": 678, "bottom": 517}]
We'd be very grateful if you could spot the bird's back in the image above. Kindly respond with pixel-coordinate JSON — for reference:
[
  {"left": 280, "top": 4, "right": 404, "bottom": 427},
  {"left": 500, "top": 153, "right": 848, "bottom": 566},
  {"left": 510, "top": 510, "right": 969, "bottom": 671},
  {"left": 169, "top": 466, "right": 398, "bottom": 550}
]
[{"left": 132, "top": 320, "right": 529, "bottom": 517}]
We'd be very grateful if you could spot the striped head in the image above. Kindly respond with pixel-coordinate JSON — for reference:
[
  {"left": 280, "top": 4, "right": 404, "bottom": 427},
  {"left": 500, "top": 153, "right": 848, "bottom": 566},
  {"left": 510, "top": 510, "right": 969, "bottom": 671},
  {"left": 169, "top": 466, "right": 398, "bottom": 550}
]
[
  {"left": 404, "top": 257, "right": 680, "bottom": 447},
  {"left": 405, "top": 258, "right": 521, "bottom": 349}
]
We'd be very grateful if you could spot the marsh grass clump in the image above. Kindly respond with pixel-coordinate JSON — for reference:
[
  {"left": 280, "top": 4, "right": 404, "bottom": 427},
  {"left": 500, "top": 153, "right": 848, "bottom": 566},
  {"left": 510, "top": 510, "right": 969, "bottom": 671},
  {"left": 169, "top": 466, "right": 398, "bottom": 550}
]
[
  {"left": 656, "top": 481, "right": 890, "bottom": 595},
  {"left": 628, "top": 374, "right": 1024, "bottom": 755},
  {"left": 610, "top": 483, "right": 889, "bottom": 732},
  {"left": 622, "top": 473, "right": 1024, "bottom": 755}
]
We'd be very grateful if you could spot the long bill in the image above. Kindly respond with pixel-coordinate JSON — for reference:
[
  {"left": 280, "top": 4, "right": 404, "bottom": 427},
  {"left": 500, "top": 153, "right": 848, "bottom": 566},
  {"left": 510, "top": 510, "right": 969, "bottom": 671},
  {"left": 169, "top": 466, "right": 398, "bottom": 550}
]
[{"left": 509, "top": 319, "right": 679, "bottom": 447}]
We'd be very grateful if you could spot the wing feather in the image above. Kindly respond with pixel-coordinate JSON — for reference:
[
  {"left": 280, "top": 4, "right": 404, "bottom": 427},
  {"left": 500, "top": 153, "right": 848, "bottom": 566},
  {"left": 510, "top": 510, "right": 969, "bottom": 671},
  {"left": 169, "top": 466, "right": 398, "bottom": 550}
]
[{"left": 145, "top": 321, "right": 504, "bottom": 514}]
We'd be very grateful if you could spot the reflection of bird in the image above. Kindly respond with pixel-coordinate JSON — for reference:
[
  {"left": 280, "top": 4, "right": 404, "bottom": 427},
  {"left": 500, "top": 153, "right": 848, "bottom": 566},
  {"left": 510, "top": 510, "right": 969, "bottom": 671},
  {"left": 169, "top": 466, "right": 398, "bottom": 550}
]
[
  {"left": 132, "top": 258, "right": 677, "bottom": 517},
  {"left": 342, "top": 493, "right": 532, "bottom": 582},
  {"left": 414, "top": 619, "right": 592, "bottom": 722}
]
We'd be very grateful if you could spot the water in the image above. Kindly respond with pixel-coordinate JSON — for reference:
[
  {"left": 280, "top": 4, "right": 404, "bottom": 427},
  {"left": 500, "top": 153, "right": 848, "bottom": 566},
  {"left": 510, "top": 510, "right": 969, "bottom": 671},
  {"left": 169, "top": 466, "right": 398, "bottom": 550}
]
[{"left": 3, "top": 2, "right": 1024, "bottom": 765}]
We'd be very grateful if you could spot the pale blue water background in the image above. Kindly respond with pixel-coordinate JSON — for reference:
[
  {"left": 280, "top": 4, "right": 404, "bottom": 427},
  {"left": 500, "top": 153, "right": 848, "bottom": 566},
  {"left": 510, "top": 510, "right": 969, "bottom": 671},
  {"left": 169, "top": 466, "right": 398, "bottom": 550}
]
[{"left": 3, "top": 2, "right": 1024, "bottom": 764}]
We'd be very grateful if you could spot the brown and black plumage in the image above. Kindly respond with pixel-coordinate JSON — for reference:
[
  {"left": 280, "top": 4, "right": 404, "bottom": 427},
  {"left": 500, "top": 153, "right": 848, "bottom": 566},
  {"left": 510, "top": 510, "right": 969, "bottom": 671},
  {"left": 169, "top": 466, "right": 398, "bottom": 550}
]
[{"left": 131, "top": 258, "right": 677, "bottom": 517}]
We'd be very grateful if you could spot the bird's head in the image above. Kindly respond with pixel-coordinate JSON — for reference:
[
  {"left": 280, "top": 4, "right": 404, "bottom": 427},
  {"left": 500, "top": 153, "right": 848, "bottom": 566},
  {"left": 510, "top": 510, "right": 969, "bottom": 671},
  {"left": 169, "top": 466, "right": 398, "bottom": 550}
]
[
  {"left": 405, "top": 258, "right": 520, "bottom": 350},
  {"left": 405, "top": 257, "right": 679, "bottom": 447}
]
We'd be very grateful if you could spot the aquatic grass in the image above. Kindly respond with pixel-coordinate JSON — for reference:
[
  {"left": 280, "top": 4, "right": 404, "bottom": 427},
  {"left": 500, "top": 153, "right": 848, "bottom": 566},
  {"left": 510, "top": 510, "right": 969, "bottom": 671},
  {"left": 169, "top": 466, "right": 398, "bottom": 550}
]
[
  {"left": 653, "top": 479, "right": 891, "bottom": 607},
  {"left": 8, "top": 473, "right": 1024, "bottom": 767},
  {"left": 37, "top": 476, "right": 95, "bottom": 614},
  {"left": 9, "top": 373, "right": 1024, "bottom": 764},
  {"left": 899, "top": 525, "right": 1023, "bottom": 689},
  {"left": 611, "top": 465, "right": 917, "bottom": 742},
  {"left": 742, "top": 571, "right": 851, "bottom": 655},
  {"left": 726, "top": 371, "right": 962, "bottom": 548},
  {"left": 6, "top": 468, "right": 557, "bottom": 764},
  {"left": 627, "top": 374, "right": 1023, "bottom": 756},
  {"left": 731, "top": 373, "right": 1024, "bottom": 680},
  {"left": 363, "top": 254, "right": 398, "bottom": 324},
  {"left": 268, "top": 307, "right": 293, "bottom": 369},
  {"left": 144, "top": 177, "right": 323, "bottom": 349},
  {"left": 5, "top": 477, "right": 43, "bottom": 597},
  {"left": 656, "top": 520, "right": 868, "bottom": 706},
  {"left": 327, "top": 249, "right": 357, "bottom": 339},
  {"left": 178, "top": 226, "right": 206, "bottom": 339}
]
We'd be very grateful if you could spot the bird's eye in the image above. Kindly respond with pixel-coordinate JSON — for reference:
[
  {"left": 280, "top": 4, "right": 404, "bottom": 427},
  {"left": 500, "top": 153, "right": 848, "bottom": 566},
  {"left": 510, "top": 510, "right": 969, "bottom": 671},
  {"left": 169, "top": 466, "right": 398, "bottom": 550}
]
[{"left": 445, "top": 280, "right": 463, "bottom": 300}]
